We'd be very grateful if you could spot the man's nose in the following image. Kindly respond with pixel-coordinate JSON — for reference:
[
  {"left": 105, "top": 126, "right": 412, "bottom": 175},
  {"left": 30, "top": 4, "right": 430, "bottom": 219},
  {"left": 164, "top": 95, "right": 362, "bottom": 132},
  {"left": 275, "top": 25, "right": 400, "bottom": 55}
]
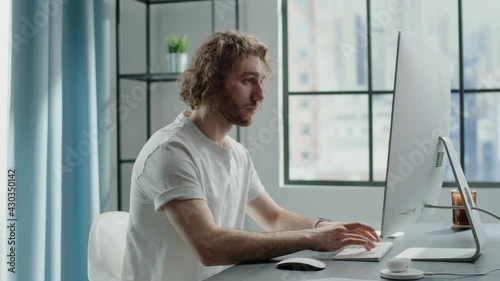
[{"left": 252, "top": 83, "right": 265, "bottom": 101}]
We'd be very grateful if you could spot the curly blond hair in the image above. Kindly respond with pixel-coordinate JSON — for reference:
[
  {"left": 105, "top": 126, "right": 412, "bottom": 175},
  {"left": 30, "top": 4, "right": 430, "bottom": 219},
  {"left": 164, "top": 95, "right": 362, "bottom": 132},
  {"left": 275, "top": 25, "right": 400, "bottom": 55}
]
[{"left": 179, "top": 30, "right": 272, "bottom": 109}]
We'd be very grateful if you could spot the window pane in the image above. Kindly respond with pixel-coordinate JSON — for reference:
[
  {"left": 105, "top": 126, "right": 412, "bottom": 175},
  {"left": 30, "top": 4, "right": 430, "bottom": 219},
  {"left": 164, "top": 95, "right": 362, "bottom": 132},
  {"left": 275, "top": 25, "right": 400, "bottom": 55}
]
[
  {"left": 287, "top": 0, "right": 368, "bottom": 92},
  {"left": 463, "top": 0, "right": 500, "bottom": 90},
  {"left": 464, "top": 93, "right": 500, "bottom": 181},
  {"left": 373, "top": 94, "right": 392, "bottom": 181},
  {"left": 289, "top": 95, "right": 369, "bottom": 181},
  {"left": 370, "top": 0, "right": 459, "bottom": 90},
  {"left": 284, "top": 1, "right": 500, "bottom": 186}
]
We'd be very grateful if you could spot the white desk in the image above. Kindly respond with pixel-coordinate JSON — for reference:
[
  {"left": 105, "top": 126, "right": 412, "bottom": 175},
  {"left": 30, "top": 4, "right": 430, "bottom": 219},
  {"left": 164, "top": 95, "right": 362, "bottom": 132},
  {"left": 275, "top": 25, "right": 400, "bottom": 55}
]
[{"left": 204, "top": 223, "right": 500, "bottom": 280}]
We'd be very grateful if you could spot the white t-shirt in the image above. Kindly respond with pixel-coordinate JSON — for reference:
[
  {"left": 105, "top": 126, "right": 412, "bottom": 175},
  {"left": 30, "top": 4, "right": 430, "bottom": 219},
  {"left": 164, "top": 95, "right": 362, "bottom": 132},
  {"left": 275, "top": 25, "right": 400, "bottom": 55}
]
[{"left": 122, "top": 111, "right": 266, "bottom": 281}]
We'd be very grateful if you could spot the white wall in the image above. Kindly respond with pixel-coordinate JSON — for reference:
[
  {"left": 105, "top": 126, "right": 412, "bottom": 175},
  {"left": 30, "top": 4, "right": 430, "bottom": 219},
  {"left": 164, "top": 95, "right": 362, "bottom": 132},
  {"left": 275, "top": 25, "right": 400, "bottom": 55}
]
[{"left": 119, "top": 0, "right": 500, "bottom": 228}]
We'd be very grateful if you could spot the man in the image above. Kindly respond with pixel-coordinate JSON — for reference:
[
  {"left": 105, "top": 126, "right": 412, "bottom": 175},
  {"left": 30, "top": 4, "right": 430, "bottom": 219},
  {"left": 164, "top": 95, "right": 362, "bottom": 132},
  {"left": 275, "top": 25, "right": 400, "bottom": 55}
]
[{"left": 122, "top": 30, "right": 379, "bottom": 281}]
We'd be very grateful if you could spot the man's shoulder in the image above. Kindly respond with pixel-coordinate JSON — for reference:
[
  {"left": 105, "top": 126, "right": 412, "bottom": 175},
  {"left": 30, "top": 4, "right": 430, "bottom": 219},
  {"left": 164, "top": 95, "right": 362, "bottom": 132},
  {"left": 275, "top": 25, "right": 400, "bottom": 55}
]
[{"left": 133, "top": 118, "right": 192, "bottom": 170}]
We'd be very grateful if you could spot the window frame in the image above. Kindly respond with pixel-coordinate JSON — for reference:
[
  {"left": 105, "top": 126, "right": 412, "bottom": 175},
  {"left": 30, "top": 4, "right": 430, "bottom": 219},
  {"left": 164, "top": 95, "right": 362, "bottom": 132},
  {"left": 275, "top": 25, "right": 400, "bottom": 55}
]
[{"left": 282, "top": 0, "right": 500, "bottom": 188}]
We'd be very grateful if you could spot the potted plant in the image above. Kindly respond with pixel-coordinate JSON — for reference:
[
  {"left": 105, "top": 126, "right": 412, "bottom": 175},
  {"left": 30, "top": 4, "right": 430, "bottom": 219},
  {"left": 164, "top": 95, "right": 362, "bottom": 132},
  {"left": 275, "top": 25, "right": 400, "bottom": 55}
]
[{"left": 166, "top": 34, "right": 188, "bottom": 73}]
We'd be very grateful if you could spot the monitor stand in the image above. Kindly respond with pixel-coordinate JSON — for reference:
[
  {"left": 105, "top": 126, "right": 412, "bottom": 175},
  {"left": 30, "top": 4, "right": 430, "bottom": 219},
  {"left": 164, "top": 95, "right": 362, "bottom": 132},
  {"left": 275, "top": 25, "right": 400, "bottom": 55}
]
[{"left": 395, "top": 136, "right": 487, "bottom": 262}]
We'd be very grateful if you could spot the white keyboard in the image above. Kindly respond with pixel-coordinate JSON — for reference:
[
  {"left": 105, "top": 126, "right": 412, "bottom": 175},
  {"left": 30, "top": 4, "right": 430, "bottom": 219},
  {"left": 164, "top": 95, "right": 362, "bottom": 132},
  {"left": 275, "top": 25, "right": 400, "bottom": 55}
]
[{"left": 330, "top": 242, "right": 394, "bottom": 261}]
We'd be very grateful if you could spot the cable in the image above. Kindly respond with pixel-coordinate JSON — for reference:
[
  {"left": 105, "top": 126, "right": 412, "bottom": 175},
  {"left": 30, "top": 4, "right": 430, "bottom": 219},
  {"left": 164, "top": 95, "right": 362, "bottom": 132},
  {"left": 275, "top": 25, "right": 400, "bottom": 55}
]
[
  {"left": 392, "top": 204, "right": 500, "bottom": 278},
  {"left": 425, "top": 204, "right": 500, "bottom": 221},
  {"left": 424, "top": 267, "right": 500, "bottom": 277},
  {"left": 472, "top": 207, "right": 500, "bottom": 221},
  {"left": 420, "top": 204, "right": 500, "bottom": 277}
]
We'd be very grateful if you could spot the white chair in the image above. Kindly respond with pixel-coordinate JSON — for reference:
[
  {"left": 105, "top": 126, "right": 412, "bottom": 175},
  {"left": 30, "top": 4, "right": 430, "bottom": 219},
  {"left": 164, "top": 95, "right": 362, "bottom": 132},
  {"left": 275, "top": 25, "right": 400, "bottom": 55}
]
[{"left": 88, "top": 211, "right": 129, "bottom": 281}]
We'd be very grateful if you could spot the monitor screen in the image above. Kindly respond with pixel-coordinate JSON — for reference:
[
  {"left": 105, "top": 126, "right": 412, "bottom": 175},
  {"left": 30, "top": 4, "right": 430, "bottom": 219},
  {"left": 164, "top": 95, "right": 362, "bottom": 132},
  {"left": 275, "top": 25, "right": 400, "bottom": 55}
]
[
  {"left": 380, "top": 31, "right": 487, "bottom": 262},
  {"left": 380, "top": 31, "right": 451, "bottom": 239}
]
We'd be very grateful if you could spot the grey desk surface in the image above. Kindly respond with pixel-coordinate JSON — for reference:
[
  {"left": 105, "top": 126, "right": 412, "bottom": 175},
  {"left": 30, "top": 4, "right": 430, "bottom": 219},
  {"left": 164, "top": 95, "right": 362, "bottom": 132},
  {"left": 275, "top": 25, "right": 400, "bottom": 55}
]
[{"left": 205, "top": 223, "right": 500, "bottom": 281}]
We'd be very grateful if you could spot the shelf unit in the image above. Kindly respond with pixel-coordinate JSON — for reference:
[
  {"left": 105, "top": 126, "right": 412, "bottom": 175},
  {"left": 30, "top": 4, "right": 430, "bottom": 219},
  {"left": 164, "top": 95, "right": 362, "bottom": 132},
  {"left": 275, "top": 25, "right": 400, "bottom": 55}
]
[{"left": 115, "top": 0, "right": 240, "bottom": 210}]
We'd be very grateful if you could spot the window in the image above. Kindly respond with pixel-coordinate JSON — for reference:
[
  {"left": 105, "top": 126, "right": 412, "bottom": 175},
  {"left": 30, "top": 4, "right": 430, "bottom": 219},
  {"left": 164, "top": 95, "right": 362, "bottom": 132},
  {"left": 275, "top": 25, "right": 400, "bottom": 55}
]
[{"left": 283, "top": 0, "right": 500, "bottom": 186}]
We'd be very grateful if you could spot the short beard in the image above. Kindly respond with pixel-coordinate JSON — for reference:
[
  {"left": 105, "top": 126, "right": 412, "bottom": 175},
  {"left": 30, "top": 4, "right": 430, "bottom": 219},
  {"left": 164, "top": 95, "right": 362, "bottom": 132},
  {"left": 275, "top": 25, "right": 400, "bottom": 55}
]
[{"left": 216, "top": 90, "right": 253, "bottom": 127}]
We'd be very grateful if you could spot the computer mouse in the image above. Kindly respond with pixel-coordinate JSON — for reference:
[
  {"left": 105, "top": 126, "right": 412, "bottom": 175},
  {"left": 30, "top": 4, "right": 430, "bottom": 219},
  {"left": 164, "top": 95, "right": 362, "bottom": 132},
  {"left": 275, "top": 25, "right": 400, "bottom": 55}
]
[{"left": 276, "top": 257, "right": 326, "bottom": 271}]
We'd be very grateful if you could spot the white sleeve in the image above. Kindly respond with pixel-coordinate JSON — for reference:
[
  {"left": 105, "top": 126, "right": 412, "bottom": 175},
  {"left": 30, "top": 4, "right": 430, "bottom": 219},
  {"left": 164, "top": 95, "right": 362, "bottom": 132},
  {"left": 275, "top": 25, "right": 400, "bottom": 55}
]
[{"left": 137, "top": 142, "right": 205, "bottom": 212}]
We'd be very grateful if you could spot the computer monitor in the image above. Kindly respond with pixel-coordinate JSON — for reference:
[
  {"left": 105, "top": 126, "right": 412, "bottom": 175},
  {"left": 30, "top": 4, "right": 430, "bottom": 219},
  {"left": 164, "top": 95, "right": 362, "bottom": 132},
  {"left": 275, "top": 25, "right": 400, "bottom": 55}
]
[{"left": 380, "top": 31, "right": 487, "bottom": 261}]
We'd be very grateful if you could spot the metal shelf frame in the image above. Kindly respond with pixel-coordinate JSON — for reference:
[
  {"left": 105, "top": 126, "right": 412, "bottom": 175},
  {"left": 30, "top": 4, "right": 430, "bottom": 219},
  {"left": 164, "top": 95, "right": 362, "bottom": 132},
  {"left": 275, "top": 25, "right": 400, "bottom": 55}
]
[{"left": 115, "top": 0, "right": 239, "bottom": 210}]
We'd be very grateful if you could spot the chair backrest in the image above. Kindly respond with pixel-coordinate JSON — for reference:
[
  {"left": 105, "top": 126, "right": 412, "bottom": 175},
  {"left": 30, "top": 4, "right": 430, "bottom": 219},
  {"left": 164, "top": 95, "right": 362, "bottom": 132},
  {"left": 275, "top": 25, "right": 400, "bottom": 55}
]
[{"left": 88, "top": 211, "right": 129, "bottom": 281}]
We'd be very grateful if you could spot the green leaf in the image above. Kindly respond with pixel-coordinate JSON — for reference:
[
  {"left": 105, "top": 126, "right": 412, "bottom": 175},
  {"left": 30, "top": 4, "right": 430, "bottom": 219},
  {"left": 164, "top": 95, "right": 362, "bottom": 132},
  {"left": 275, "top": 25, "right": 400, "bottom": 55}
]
[
  {"left": 167, "top": 34, "right": 188, "bottom": 53},
  {"left": 167, "top": 34, "right": 179, "bottom": 53},
  {"left": 178, "top": 35, "right": 188, "bottom": 53}
]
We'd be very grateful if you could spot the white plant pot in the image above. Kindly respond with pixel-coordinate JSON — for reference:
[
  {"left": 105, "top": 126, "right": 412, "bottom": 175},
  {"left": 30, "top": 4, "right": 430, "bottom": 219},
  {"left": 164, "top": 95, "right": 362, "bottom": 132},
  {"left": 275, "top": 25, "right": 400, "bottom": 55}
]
[{"left": 166, "top": 53, "right": 188, "bottom": 73}]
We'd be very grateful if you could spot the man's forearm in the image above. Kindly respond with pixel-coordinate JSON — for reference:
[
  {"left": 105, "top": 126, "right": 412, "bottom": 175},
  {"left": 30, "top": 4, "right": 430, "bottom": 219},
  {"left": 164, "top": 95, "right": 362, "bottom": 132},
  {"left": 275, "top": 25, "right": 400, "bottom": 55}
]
[
  {"left": 272, "top": 208, "right": 317, "bottom": 231},
  {"left": 196, "top": 227, "right": 316, "bottom": 266},
  {"left": 164, "top": 198, "right": 377, "bottom": 268},
  {"left": 246, "top": 193, "right": 319, "bottom": 232}
]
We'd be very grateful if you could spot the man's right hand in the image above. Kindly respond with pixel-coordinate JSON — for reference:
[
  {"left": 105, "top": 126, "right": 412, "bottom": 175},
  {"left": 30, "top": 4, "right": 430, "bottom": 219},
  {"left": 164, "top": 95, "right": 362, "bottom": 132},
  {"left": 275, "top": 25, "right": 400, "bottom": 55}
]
[{"left": 310, "top": 222, "right": 380, "bottom": 252}]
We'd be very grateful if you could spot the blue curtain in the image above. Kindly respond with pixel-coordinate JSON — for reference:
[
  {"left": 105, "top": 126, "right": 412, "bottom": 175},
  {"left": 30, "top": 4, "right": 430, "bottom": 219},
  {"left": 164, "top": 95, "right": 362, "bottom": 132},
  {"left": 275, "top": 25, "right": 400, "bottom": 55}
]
[{"left": 9, "top": 0, "right": 112, "bottom": 280}]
